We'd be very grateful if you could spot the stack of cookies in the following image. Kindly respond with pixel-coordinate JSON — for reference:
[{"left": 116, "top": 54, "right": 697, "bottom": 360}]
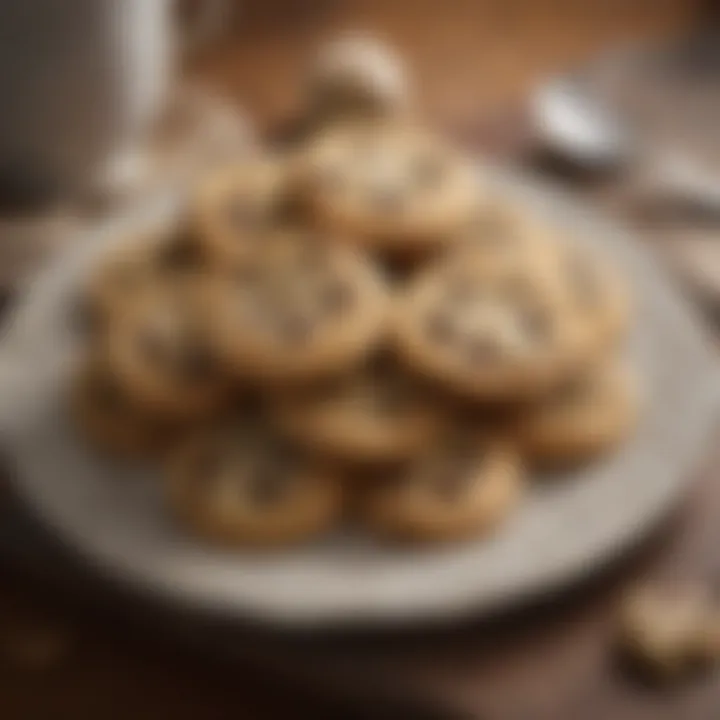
[{"left": 71, "top": 35, "right": 639, "bottom": 548}]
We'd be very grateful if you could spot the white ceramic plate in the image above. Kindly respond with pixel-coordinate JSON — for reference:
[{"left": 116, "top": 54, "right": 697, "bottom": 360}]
[{"left": 0, "top": 172, "right": 718, "bottom": 629}]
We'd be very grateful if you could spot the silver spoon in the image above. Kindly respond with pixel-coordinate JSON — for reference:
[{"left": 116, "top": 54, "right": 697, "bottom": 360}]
[{"left": 532, "top": 64, "right": 720, "bottom": 214}]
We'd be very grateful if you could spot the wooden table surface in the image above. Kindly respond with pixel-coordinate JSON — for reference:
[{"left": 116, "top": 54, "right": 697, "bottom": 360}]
[{"left": 1, "top": 2, "right": 717, "bottom": 719}]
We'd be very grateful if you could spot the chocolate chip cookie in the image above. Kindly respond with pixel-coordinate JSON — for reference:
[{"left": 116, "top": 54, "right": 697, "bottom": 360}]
[
  {"left": 72, "top": 356, "right": 181, "bottom": 458},
  {"left": 458, "top": 198, "right": 561, "bottom": 270},
  {"left": 555, "top": 240, "right": 631, "bottom": 361},
  {"left": 298, "top": 123, "right": 478, "bottom": 257},
  {"left": 206, "top": 230, "right": 388, "bottom": 383},
  {"left": 307, "top": 33, "right": 412, "bottom": 124},
  {"left": 362, "top": 431, "right": 524, "bottom": 541},
  {"left": 516, "top": 359, "right": 639, "bottom": 467},
  {"left": 76, "top": 226, "right": 200, "bottom": 337},
  {"left": 271, "top": 355, "right": 446, "bottom": 463},
  {"left": 105, "top": 279, "right": 227, "bottom": 418},
  {"left": 393, "top": 252, "right": 581, "bottom": 399},
  {"left": 191, "top": 155, "right": 292, "bottom": 264},
  {"left": 165, "top": 417, "right": 343, "bottom": 546}
]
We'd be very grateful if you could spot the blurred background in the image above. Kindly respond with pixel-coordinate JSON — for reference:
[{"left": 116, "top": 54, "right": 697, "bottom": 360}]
[
  {"left": 1, "top": 1, "right": 720, "bottom": 719},
  {"left": 2, "top": 0, "right": 718, "bottom": 286},
  {"left": 189, "top": 0, "right": 705, "bottom": 132}
]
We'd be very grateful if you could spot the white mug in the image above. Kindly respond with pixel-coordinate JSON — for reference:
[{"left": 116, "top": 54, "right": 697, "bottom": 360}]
[{"left": 0, "top": 0, "right": 229, "bottom": 202}]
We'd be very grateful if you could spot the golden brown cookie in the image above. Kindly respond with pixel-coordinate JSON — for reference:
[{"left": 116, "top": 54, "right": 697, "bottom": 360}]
[
  {"left": 165, "top": 418, "right": 343, "bottom": 547},
  {"left": 457, "top": 198, "right": 562, "bottom": 270},
  {"left": 393, "top": 251, "right": 582, "bottom": 400},
  {"left": 191, "top": 155, "right": 291, "bottom": 265},
  {"left": 205, "top": 229, "right": 388, "bottom": 383},
  {"left": 306, "top": 33, "right": 412, "bottom": 124},
  {"left": 458, "top": 208, "right": 629, "bottom": 365},
  {"left": 361, "top": 432, "right": 524, "bottom": 541},
  {"left": 297, "top": 123, "right": 478, "bottom": 257},
  {"left": 71, "top": 356, "right": 181, "bottom": 458},
  {"left": 555, "top": 240, "right": 630, "bottom": 361},
  {"left": 75, "top": 226, "right": 201, "bottom": 337},
  {"left": 104, "top": 278, "right": 227, "bottom": 418},
  {"left": 271, "top": 355, "right": 447, "bottom": 464},
  {"left": 516, "top": 359, "right": 639, "bottom": 467}
]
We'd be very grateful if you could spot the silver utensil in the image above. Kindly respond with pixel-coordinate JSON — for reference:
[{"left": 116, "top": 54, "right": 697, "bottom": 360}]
[{"left": 531, "top": 39, "right": 720, "bottom": 214}]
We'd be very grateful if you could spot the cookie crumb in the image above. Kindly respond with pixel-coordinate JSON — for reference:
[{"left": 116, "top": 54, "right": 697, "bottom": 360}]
[{"left": 617, "top": 583, "right": 720, "bottom": 682}]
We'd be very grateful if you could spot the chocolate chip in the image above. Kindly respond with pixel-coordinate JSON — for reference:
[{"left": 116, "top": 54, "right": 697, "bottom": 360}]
[
  {"left": 138, "top": 329, "right": 169, "bottom": 365},
  {"left": 373, "top": 381, "right": 410, "bottom": 411},
  {"left": 371, "top": 186, "right": 404, "bottom": 212},
  {"left": 278, "top": 312, "right": 315, "bottom": 345},
  {"left": 320, "top": 280, "right": 351, "bottom": 313},
  {"left": 573, "top": 272, "right": 599, "bottom": 309},
  {"left": 156, "top": 237, "right": 198, "bottom": 271},
  {"left": 432, "top": 464, "right": 471, "bottom": 501},
  {"left": 567, "top": 253, "right": 599, "bottom": 308},
  {"left": 413, "top": 155, "right": 444, "bottom": 187},
  {"left": 521, "top": 307, "right": 552, "bottom": 342},
  {"left": 247, "top": 461, "right": 291, "bottom": 507},
  {"left": 110, "top": 264, "right": 140, "bottom": 290},
  {"left": 95, "top": 375, "right": 123, "bottom": 409},
  {"left": 320, "top": 165, "right": 344, "bottom": 191},
  {"left": 452, "top": 442, "right": 482, "bottom": 466},
  {"left": 226, "top": 196, "right": 251, "bottom": 227},
  {"left": 466, "top": 335, "right": 501, "bottom": 364},
  {"left": 472, "top": 212, "right": 511, "bottom": 242},
  {"left": 297, "top": 241, "right": 327, "bottom": 271},
  {"left": 556, "top": 375, "right": 588, "bottom": 403},
  {"left": 247, "top": 477, "right": 286, "bottom": 507},
  {"left": 70, "top": 297, "right": 103, "bottom": 338},
  {"left": 500, "top": 274, "right": 534, "bottom": 302},
  {"left": 426, "top": 312, "right": 456, "bottom": 344},
  {"left": 469, "top": 230, "right": 505, "bottom": 248},
  {"left": 177, "top": 343, "right": 215, "bottom": 381},
  {"left": 234, "top": 264, "right": 258, "bottom": 285},
  {"left": 193, "top": 448, "right": 219, "bottom": 483},
  {"left": 445, "top": 280, "right": 478, "bottom": 304},
  {"left": 226, "top": 196, "right": 268, "bottom": 231}
]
